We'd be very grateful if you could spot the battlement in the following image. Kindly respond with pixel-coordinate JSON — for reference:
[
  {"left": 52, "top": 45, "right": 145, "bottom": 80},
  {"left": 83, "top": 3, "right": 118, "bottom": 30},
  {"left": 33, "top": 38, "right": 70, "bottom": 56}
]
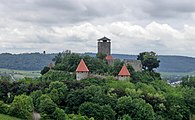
[{"left": 124, "top": 59, "right": 142, "bottom": 71}]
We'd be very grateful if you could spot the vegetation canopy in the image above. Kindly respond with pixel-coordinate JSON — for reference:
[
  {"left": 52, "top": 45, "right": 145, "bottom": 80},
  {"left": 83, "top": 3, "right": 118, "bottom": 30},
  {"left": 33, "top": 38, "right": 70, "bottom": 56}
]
[{"left": 0, "top": 51, "right": 194, "bottom": 120}]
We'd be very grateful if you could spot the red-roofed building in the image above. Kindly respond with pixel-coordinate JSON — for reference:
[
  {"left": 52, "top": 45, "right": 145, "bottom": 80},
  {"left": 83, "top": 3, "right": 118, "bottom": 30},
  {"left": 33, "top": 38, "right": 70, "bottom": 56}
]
[
  {"left": 76, "top": 59, "right": 89, "bottom": 80},
  {"left": 118, "top": 64, "right": 131, "bottom": 80}
]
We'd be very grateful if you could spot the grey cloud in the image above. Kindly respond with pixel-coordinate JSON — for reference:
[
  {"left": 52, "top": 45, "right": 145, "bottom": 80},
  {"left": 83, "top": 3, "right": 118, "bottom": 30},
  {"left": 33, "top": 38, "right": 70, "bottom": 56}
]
[
  {"left": 0, "top": 0, "right": 195, "bottom": 57},
  {"left": 142, "top": 0, "right": 195, "bottom": 18}
]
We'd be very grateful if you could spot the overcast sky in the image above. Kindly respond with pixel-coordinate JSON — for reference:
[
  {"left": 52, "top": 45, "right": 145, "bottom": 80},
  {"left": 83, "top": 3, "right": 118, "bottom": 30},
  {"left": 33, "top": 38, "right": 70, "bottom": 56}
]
[{"left": 0, "top": 0, "right": 195, "bottom": 57}]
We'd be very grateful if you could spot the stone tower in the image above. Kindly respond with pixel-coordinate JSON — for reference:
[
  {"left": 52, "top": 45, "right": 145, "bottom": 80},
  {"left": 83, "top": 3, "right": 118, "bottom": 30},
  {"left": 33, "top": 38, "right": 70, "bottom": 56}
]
[
  {"left": 97, "top": 37, "right": 111, "bottom": 55},
  {"left": 118, "top": 64, "right": 131, "bottom": 80},
  {"left": 76, "top": 59, "right": 89, "bottom": 80}
]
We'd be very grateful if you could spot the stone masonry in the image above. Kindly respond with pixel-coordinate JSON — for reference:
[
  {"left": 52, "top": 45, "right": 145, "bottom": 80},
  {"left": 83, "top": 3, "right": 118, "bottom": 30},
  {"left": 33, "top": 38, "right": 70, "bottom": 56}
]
[
  {"left": 124, "top": 59, "right": 142, "bottom": 72},
  {"left": 97, "top": 37, "right": 111, "bottom": 55}
]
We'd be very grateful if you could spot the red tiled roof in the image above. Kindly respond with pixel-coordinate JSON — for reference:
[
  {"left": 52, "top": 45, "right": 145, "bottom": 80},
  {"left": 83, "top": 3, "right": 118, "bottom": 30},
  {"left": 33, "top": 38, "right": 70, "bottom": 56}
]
[
  {"left": 118, "top": 65, "right": 130, "bottom": 76},
  {"left": 106, "top": 55, "right": 113, "bottom": 60},
  {"left": 76, "top": 59, "right": 89, "bottom": 72}
]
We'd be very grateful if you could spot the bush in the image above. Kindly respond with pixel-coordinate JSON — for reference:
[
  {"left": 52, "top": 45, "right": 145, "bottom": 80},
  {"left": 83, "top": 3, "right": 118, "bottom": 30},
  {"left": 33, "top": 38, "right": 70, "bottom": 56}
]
[
  {"left": 0, "top": 101, "right": 9, "bottom": 114},
  {"left": 37, "top": 94, "right": 57, "bottom": 114},
  {"left": 52, "top": 108, "right": 65, "bottom": 120},
  {"left": 10, "top": 94, "right": 33, "bottom": 119},
  {"left": 79, "top": 102, "right": 102, "bottom": 120}
]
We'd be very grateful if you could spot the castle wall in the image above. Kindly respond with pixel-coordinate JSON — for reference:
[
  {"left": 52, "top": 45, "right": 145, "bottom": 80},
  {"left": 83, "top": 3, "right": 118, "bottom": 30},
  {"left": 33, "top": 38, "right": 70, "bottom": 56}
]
[
  {"left": 76, "top": 72, "right": 88, "bottom": 80},
  {"left": 118, "top": 76, "right": 130, "bottom": 80},
  {"left": 98, "top": 42, "right": 111, "bottom": 55},
  {"left": 124, "top": 60, "right": 142, "bottom": 72}
]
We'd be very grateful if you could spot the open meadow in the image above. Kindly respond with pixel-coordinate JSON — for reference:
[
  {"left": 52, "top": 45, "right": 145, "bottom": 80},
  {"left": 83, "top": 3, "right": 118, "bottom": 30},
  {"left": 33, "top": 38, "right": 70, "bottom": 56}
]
[{"left": 0, "top": 68, "right": 40, "bottom": 80}]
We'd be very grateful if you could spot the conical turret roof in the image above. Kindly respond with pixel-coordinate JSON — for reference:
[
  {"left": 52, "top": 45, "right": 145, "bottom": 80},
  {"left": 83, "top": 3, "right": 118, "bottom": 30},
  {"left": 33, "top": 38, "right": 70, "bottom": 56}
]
[
  {"left": 76, "top": 59, "right": 89, "bottom": 72},
  {"left": 118, "top": 65, "right": 130, "bottom": 76}
]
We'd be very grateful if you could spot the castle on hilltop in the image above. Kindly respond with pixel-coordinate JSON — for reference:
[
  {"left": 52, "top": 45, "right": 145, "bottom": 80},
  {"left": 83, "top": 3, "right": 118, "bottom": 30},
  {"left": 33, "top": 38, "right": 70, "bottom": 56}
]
[
  {"left": 75, "top": 36, "right": 142, "bottom": 80},
  {"left": 97, "top": 36, "right": 142, "bottom": 72}
]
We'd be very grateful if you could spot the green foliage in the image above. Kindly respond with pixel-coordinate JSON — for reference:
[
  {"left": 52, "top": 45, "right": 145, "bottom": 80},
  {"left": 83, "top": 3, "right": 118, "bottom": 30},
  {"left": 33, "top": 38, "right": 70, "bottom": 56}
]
[
  {"left": 65, "top": 114, "right": 94, "bottom": 120},
  {"left": 47, "top": 81, "right": 68, "bottom": 104},
  {"left": 126, "top": 64, "right": 135, "bottom": 73},
  {"left": 0, "top": 80, "right": 11, "bottom": 102},
  {"left": 81, "top": 77, "right": 108, "bottom": 86},
  {"left": 181, "top": 76, "right": 195, "bottom": 88},
  {"left": 101, "top": 105, "right": 116, "bottom": 120},
  {"left": 51, "top": 51, "right": 125, "bottom": 76},
  {"left": 66, "top": 89, "right": 85, "bottom": 113},
  {"left": 131, "top": 71, "right": 161, "bottom": 83},
  {"left": 52, "top": 108, "right": 66, "bottom": 120},
  {"left": 0, "top": 60, "right": 194, "bottom": 120},
  {"left": 116, "top": 96, "right": 132, "bottom": 117},
  {"left": 0, "top": 101, "right": 9, "bottom": 114},
  {"left": 108, "top": 80, "right": 135, "bottom": 98},
  {"left": 183, "top": 88, "right": 195, "bottom": 115},
  {"left": 10, "top": 94, "right": 33, "bottom": 119},
  {"left": 111, "top": 60, "right": 124, "bottom": 76},
  {"left": 30, "top": 90, "right": 42, "bottom": 111},
  {"left": 130, "top": 98, "right": 154, "bottom": 120},
  {"left": 40, "top": 70, "right": 75, "bottom": 81},
  {"left": 79, "top": 102, "right": 102, "bottom": 120},
  {"left": 48, "top": 81, "right": 68, "bottom": 91},
  {"left": 0, "top": 114, "right": 21, "bottom": 120},
  {"left": 96, "top": 53, "right": 107, "bottom": 60},
  {"left": 37, "top": 94, "right": 57, "bottom": 115},
  {"left": 79, "top": 102, "right": 115, "bottom": 120},
  {"left": 137, "top": 51, "right": 160, "bottom": 71},
  {"left": 40, "top": 66, "right": 50, "bottom": 75},
  {"left": 120, "top": 114, "right": 132, "bottom": 120},
  {"left": 116, "top": 96, "right": 155, "bottom": 120}
]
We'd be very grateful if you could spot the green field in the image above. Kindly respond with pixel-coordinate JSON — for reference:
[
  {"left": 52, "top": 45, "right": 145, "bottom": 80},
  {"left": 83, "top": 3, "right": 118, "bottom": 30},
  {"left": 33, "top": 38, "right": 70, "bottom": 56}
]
[
  {"left": 0, "top": 68, "right": 41, "bottom": 80},
  {"left": 160, "top": 71, "right": 195, "bottom": 82},
  {"left": 0, "top": 114, "right": 21, "bottom": 120}
]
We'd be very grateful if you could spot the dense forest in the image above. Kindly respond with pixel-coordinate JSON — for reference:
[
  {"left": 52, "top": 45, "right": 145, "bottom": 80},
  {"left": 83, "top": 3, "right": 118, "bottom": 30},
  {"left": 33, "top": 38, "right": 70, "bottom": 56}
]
[
  {"left": 0, "top": 52, "right": 194, "bottom": 120},
  {"left": 0, "top": 52, "right": 195, "bottom": 72},
  {"left": 0, "top": 53, "right": 55, "bottom": 70}
]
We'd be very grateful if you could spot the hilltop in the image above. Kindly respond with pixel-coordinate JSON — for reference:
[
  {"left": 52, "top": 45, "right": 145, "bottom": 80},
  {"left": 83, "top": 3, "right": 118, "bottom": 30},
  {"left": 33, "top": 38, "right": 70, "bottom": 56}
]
[{"left": 0, "top": 52, "right": 195, "bottom": 73}]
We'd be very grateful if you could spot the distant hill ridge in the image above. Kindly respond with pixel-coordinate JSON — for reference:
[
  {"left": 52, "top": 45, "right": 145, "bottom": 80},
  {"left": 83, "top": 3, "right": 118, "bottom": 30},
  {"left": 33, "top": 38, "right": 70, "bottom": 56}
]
[{"left": 0, "top": 52, "right": 195, "bottom": 72}]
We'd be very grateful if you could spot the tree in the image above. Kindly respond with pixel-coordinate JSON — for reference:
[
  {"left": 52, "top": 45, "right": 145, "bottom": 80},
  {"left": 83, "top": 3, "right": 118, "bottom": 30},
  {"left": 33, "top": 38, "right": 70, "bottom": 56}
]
[
  {"left": 37, "top": 94, "right": 57, "bottom": 115},
  {"left": 116, "top": 96, "right": 132, "bottom": 117},
  {"left": 79, "top": 102, "right": 102, "bottom": 120},
  {"left": 0, "top": 101, "right": 9, "bottom": 114},
  {"left": 102, "top": 105, "right": 116, "bottom": 120},
  {"left": 10, "top": 94, "right": 34, "bottom": 119},
  {"left": 96, "top": 52, "right": 107, "bottom": 60},
  {"left": 112, "top": 60, "right": 124, "bottom": 76},
  {"left": 130, "top": 98, "right": 155, "bottom": 120},
  {"left": 116, "top": 96, "right": 155, "bottom": 119},
  {"left": 126, "top": 64, "right": 135, "bottom": 73},
  {"left": 181, "top": 76, "right": 195, "bottom": 88},
  {"left": 137, "top": 51, "right": 160, "bottom": 71},
  {"left": 47, "top": 81, "right": 68, "bottom": 104},
  {"left": 66, "top": 89, "right": 85, "bottom": 113},
  {"left": 52, "top": 108, "right": 66, "bottom": 120},
  {"left": 30, "top": 90, "right": 42, "bottom": 111},
  {"left": 40, "top": 66, "right": 50, "bottom": 75}
]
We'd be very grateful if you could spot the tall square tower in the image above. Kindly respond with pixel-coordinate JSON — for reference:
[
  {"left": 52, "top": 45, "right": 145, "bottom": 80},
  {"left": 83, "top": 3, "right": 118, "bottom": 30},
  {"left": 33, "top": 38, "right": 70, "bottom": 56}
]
[{"left": 97, "top": 37, "right": 111, "bottom": 55}]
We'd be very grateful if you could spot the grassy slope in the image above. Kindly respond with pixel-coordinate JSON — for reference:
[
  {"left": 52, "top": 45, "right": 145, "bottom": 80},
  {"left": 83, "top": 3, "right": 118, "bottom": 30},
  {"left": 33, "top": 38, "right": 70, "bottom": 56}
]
[{"left": 0, "top": 114, "right": 21, "bottom": 120}]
